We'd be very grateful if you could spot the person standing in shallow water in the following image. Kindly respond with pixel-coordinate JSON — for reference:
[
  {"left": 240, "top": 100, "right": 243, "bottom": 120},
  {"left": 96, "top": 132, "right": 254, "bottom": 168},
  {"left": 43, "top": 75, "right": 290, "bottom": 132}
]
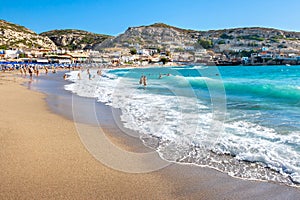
[
  {"left": 139, "top": 74, "right": 147, "bottom": 87},
  {"left": 97, "top": 69, "right": 102, "bottom": 76},
  {"left": 143, "top": 75, "right": 147, "bottom": 86},
  {"left": 87, "top": 69, "right": 92, "bottom": 80},
  {"left": 139, "top": 75, "right": 143, "bottom": 85}
]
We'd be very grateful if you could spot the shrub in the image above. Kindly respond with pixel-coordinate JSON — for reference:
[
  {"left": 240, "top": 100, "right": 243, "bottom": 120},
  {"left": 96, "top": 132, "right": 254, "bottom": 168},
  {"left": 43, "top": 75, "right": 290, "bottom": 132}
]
[
  {"left": 0, "top": 45, "right": 7, "bottom": 50},
  {"left": 130, "top": 48, "right": 137, "bottom": 55},
  {"left": 197, "top": 38, "right": 213, "bottom": 49},
  {"left": 237, "top": 35, "right": 264, "bottom": 41},
  {"left": 160, "top": 57, "right": 168, "bottom": 64},
  {"left": 220, "top": 33, "right": 234, "bottom": 39}
]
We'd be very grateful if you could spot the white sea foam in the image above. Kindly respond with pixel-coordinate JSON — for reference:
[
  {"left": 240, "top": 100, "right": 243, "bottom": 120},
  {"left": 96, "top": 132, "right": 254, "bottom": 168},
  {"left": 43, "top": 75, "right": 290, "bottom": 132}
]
[
  {"left": 191, "top": 65, "right": 208, "bottom": 69},
  {"left": 65, "top": 69, "right": 300, "bottom": 186}
]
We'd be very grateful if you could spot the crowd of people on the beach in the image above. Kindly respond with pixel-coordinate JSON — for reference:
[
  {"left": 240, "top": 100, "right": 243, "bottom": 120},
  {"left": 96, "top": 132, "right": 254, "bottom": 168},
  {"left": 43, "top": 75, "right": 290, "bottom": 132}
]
[
  {"left": 0, "top": 62, "right": 108, "bottom": 81},
  {"left": 1, "top": 62, "right": 175, "bottom": 89},
  {"left": 18, "top": 65, "right": 48, "bottom": 78},
  {"left": 15, "top": 65, "right": 79, "bottom": 79},
  {"left": 1, "top": 63, "right": 81, "bottom": 74}
]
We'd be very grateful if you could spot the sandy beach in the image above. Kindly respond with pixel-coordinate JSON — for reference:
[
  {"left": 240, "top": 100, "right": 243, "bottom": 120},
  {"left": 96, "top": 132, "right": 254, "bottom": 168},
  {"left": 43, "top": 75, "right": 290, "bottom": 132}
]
[
  {"left": 1, "top": 71, "right": 300, "bottom": 200},
  {"left": 0, "top": 72, "right": 176, "bottom": 199}
]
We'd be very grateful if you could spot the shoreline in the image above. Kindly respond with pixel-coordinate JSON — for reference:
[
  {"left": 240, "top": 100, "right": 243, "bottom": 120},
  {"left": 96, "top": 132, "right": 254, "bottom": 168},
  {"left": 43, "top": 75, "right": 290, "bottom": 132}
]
[
  {"left": 1, "top": 71, "right": 300, "bottom": 199},
  {"left": 26, "top": 71, "right": 300, "bottom": 194}
]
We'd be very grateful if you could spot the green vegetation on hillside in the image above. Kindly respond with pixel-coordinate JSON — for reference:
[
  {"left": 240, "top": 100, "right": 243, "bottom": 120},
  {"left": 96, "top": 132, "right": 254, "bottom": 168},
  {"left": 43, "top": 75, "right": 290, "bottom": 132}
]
[
  {"left": 0, "top": 45, "right": 8, "bottom": 50},
  {"left": 237, "top": 34, "right": 265, "bottom": 41},
  {"left": 130, "top": 48, "right": 137, "bottom": 55},
  {"left": 160, "top": 57, "right": 169, "bottom": 64},
  {"left": 220, "top": 33, "right": 234, "bottom": 39},
  {"left": 197, "top": 38, "right": 213, "bottom": 49}
]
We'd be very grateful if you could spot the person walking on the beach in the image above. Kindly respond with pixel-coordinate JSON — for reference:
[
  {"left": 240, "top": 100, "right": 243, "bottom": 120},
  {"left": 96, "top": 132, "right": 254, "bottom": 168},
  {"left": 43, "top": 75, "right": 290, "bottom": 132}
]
[
  {"left": 36, "top": 67, "right": 39, "bottom": 76},
  {"left": 28, "top": 67, "right": 33, "bottom": 78},
  {"left": 45, "top": 66, "right": 48, "bottom": 75},
  {"left": 20, "top": 67, "right": 24, "bottom": 76},
  {"left": 51, "top": 66, "right": 56, "bottom": 73},
  {"left": 23, "top": 67, "right": 27, "bottom": 76},
  {"left": 78, "top": 72, "right": 81, "bottom": 80}
]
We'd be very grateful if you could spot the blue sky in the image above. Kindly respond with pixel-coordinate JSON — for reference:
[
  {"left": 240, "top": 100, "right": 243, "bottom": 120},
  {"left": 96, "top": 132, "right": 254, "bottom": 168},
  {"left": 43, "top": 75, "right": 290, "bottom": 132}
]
[{"left": 1, "top": 0, "right": 300, "bottom": 35}]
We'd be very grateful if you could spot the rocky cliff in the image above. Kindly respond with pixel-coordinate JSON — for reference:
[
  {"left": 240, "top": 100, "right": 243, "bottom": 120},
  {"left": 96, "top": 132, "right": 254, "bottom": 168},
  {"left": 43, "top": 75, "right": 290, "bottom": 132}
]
[
  {"left": 0, "top": 20, "right": 56, "bottom": 49},
  {"left": 96, "top": 23, "right": 300, "bottom": 52},
  {"left": 40, "top": 29, "right": 113, "bottom": 50}
]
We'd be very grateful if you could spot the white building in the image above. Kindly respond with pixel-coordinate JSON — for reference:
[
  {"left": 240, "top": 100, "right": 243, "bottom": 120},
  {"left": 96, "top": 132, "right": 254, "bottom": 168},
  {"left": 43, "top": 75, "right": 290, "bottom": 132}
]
[{"left": 4, "top": 50, "right": 22, "bottom": 59}]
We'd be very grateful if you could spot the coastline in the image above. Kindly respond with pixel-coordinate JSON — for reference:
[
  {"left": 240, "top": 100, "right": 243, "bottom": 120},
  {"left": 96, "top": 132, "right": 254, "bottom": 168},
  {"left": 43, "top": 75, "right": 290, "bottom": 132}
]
[{"left": 1, "top": 71, "right": 300, "bottom": 199}]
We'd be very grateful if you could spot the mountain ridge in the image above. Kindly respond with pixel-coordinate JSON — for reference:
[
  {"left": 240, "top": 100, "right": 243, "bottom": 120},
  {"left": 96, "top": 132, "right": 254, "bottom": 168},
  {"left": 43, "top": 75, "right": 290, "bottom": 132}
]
[{"left": 1, "top": 20, "right": 299, "bottom": 53}]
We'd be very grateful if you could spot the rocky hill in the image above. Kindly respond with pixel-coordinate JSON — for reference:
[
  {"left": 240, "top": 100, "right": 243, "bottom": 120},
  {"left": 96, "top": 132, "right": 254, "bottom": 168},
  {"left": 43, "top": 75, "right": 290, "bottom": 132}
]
[
  {"left": 40, "top": 29, "right": 113, "bottom": 50},
  {"left": 95, "top": 23, "right": 199, "bottom": 50},
  {"left": 95, "top": 23, "right": 300, "bottom": 53},
  {"left": 1, "top": 20, "right": 299, "bottom": 53},
  {"left": 200, "top": 27, "right": 300, "bottom": 53},
  {"left": 0, "top": 19, "right": 56, "bottom": 49}
]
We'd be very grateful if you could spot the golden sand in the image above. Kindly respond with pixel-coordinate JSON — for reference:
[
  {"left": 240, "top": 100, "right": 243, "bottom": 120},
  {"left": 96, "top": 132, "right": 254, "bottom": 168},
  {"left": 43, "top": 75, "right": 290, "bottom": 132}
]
[{"left": 0, "top": 73, "right": 175, "bottom": 199}]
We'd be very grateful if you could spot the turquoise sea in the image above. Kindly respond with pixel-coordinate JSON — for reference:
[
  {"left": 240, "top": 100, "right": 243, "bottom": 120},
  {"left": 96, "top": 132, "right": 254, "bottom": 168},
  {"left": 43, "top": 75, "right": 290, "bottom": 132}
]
[{"left": 65, "top": 65, "right": 300, "bottom": 186}]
